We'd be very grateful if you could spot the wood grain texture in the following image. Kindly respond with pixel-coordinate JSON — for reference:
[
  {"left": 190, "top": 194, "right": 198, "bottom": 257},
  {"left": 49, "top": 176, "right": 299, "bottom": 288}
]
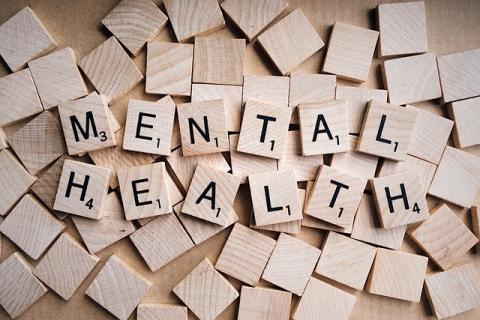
[
  {"left": 0, "top": 216, "right": 3, "bottom": 258},
  {"left": 448, "top": 96, "right": 480, "bottom": 148},
  {"left": 473, "top": 206, "right": 480, "bottom": 254},
  {"left": 137, "top": 304, "right": 187, "bottom": 320},
  {"left": 0, "top": 128, "right": 7, "bottom": 150},
  {"left": 237, "top": 286, "right": 291, "bottom": 320},
  {"left": 242, "top": 74, "right": 289, "bottom": 107}
]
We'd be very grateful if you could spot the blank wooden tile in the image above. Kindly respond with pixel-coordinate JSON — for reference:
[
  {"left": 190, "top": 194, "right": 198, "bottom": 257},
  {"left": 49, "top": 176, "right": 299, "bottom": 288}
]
[
  {"left": 86, "top": 255, "right": 152, "bottom": 320},
  {"left": 137, "top": 303, "right": 187, "bottom": 320},
  {"left": 79, "top": 37, "right": 143, "bottom": 104},
  {"left": 102, "top": 0, "right": 168, "bottom": 56},
  {"left": 425, "top": 263, "right": 480, "bottom": 319},
  {"left": 377, "top": 1, "right": 427, "bottom": 57},
  {"left": 163, "top": 0, "right": 225, "bottom": 43},
  {"left": 357, "top": 100, "right": 417, "bottom": 161},
  {"left": 382, "top": 53, "right": 442, "bottom": 105},
  {"left": 293, "top": 277, "right": 356, "bottom": 320},
  {"left": 0, "top": 252, "right": 48, "bottom": 319},
  {"left": 316, "top": 232, "right": 376, "bottom": 290},
  {"left": 258, "top": 9, "right": 324, "bottom": 75},
  {"left": 53, "top": 159, "right": 111, "bottom": 220},
  {"left": 215, "top": 223, "right": 276, "bottom": 285},
  {"left": 367, "top": 248, "right": 428, "bottom": 302},
  {"left": 0, "top": 7, "right": 56, "bottom": 71},
  {"left": 262, "top": 233, "right": 321, "bottom": 296},
  {"left": 0, "top": 194, "right": 65, "bottom": 260},
  {"left": 173, "top": 258, "right": 239, "bottom": 320},
  {"left": 28, "top": 47, "right": 88, "bottom": 109},
  {"left": 371, "top": 171, "right": 429, "bottom": 228},
  {"left": 0, "top": 149, "right": 36, "bottom": 216},
  {"left": 437, "top": 48, "right": 480, "bottom": 103},
  {"left": 322, "top": 22, "right": 378, "bottom": 82},
  {"left": 0, "top": 128, "right": 7, "bottom": 150},
  {"left": 0, "top": 68, "right": 43, "bottom": 126},
  {"left": 238, "top": 286, "right": 292, "bottom": 320},
  {"left": 448, "top": 96, "right": 480, "bottom": 148},
  {"left": 428, "top": 146, "right": 480, "bottom": 208},
  {"left": 299, "top": 100, "right": 350, "bottom": 155},
  {"left": 242, "top": 74, "right": 289, "bottom": 107},
  {"left": 473, "top": 206, "right": 480, "bottom": 254},
  {"left": 335, "top": 85, "right": 388, "bottom": 134}
]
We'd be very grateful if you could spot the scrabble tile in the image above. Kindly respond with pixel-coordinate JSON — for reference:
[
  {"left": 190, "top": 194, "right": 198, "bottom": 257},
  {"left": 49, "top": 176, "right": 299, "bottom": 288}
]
[
  {"left": 258, "top": 9, "right": 324, "bottom": 75},
  {"left": 237, "top": 286, "right": 292, "bottom": 320},
  {"left": 305, "top": 165, "right": 366, "bottom": 229},
  {"left": 53, "top": 159, "right": 111, "bottom": 220},
  {"left": 249, "top": 169, "right": 301, "bottom": 226},
  {"left": 86, "top": 255, "right": 152, "bottom": 320},
  {"left": 371, "top": 171, "right": 429, "bottom": 228},
  {"left": 293, "top": 277, "right": 356, "bottom": 320},
  {"left": 357, "top": 100, "right": 417, "bottom": 161},
  {"left": 221, "top": 0, "right": 288, "bottom": 41},
  {"left": 242, "top": 74, "right": 289, "bottom": 107},
  {"left": 322, "top": 22, "right": 378, "bottom": 82},
  {"left": 177, "top": 99, "right": 229, "bottom": 156},
  {"left": 377, "top": 1, "right": 428, "bottom": 57},
  {"left": 146, "top": 42, "right": 193, "bottom": 96},
  {"left": 137, "top": 304, "right": 187, "bottom": 320},
  {"left": 382, "top": 53, "right": 442, "bottom": 105},
  {"left": 262, "top": 233, "right": 321, "bottom": 296},
  {"left": 163, "top": 0, "right": 225, "bottom": 43},
  {"left": 215, "top": 223, "right": 276, "bottom": 285},
  {"left": 0, "top": 194, "right": 65, "bottom": 260},
  {"left": 0, "top": 149, "right": 36, "bottom": 216},
  {"left": 130, "top": 213, "right": 194, "bottom": 272},
  {"left": 102, "top": 0, "right": 168, "bottom": 56},
  {"left": 428, "top": 146, "right": 480, "bottom": 208},
  {"left": 299, "top": 100, "right": 350, "bottom": 155},
  {"left": 335, "top": 86, "right": 388, "bottom": 134},
  {"left": 58, "top": 93, "right": 117, "bottom": 155},
  {"left": 407, "top": 105, "right": 453, "bottom": 164},
  {"left": 28, "top": 47, "right": 88, "bottom": 109},
  {"left": 425, "top": 263, "right": 480, "bottom": 319},
  {"left": 0, "top": 68, "right": 43, "bottom": 126},
  {"left": 193, "top": 37, "right": 245, "bottom": 86},
  {"left": 237, "top": 100, "right": 291, "bottom": 159},
  {"left": 192, "top": 84, "right": 243, "bottom": 132},
  {"left": 366, "top": 248, "right": 428, "bottom": 302},
  {"left": 118, "top": 162, "right": 172, "bottom": 220},
  {"left": 0, "top": 252, "right": 48, "bottom": 319},
  {"left": 0, "top": 7, "right": 56, "bottom": 71},
  {"left": 437, "top": 48, "right": 480, "bottom": 103},
  {"left": 473, "top": 206, "right": 480, "bottom": 253},
  {"left": 448, "top": 96, "right": 480, "bottom": 148},
  {"left": 0, "top": 128, "right": 7, "bottom": 150},
  {"left": 79, "top": 37, "right": 143, "bottom": 104},
  {"left": 173, "top": 258, "right": 239, "bottom": 320},
  {"left": 351, "top": 194, "right": 406, "bottom": 250},
  {"left": 182, "top": 165, "right": 240, "bottom": 225}
]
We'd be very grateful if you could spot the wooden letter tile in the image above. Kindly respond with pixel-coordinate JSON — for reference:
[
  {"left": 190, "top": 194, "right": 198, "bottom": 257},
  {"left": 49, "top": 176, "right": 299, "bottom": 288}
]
[
  {"left": 137, "top": 304, "right": 187, "bottom": 320},
  {"left": 242, "top": 74, "right": 289, "bottom": 107},
  {"left": 237, "top": 286, "right": 292, "bottom": 320},
  {"left": 448, "top": 96, "right": 480, "bottom": 148},
  {"left": 473, "top": 206, "right": 480, "bottom": 254}
]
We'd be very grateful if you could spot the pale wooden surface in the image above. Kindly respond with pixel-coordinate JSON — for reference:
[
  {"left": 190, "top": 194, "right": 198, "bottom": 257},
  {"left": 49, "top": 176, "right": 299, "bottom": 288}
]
[
  {"left": 237, "top": 286, "right": 291, "bottom": 320},
  {"left": 242, "top": 74, "right": 289, "bottom": 106},
  {"left": 137, "top": 303, "right": 187, "bottom": 320},
  {"left": 448, "top": 97, "right": 480, "bottom": 148},
  {"left": 473, "top": 206, "right": 480, "bottom": 253}
]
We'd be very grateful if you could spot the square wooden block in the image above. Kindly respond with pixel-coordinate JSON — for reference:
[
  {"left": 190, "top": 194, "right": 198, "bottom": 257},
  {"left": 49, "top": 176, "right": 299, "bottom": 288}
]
[
  {"left": 473, "top": 206, "right": 480, "bottom": 254},
  {"left": 305, "top": 165, "right": 366, "bottom": 229},
  {"left": 258, "top": 9, "right": 324, "bottom": 75},
  {"left": 0, "top": 194, "right": 65, "bottom": 260},
  {"left": 182, "top": 165, "right": 240, "bottom": 225},
  {"left": 242, "top": 74, "right": 289, "bottom": 107},
  {"left": 293, "top": 277, "right": 356, "bottom": 320},
  {"left": 102, "top": 0, "right": 168, "bottom": 56},
  {"left": 215, "top": 223, "right": 276, "bottom": 285},
  {"left": 0, "top": 252, "right": 48, "bottom": 319},
  {"left": 382, "top": 53, "right": 442, "bottom": 105},
  {"left": 357, "top": 100, "right": 417, "bottom": 161},
  {"left": 323, "top": 22, "right": 378, "bottom": 82},
  {"left": 173, "top": 258, "right": 239, "bottom": 320},
  {"left": 79, "top": 37, "right": 143, "bottom": 104},
  {"left": 448, "top": 96, "right": 480, "bottom": 148},
  {"left": 28, "top": 47, "right": 88, "bottom": 109},
  {"left": 428, "top": 146, "right": 480, "bottom": 208},
  {"left": 377, "top": 1, "right": 427, "bottom": 57},
  {"left": 238, "top": 286, "right": 292, "bottom": 320},
  {"left": 0, "top": 7, "right": 56, "bottom": 71},
  {"left": 164, "top": 0, "right": 225, "bottom": 43},
  {"left": 54, "top": 159, "right": 111, "bottom": 220},
  {"left": 86, "top": 255, "right": 152, "bottom": 320},
  {"left": 366, "top": 248, "right": 428, "bottom": 302},
  {"left": 137, "top": 304, "right": 187, "bottom": 320},
  {"left": 249, "top": 169, "right": 301, "bottom": 226},
  {"left": 262, "top": 233, "right": 321, "bottom": 296},
  {"left": 371, "top": 171, "right": 429, "bottom": 228},
  {"left": 146, "top": 42, "right": 193, "bottom": 96},
  {"left": 193, "top": 37, "right": 245, "bottom": 86}
]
